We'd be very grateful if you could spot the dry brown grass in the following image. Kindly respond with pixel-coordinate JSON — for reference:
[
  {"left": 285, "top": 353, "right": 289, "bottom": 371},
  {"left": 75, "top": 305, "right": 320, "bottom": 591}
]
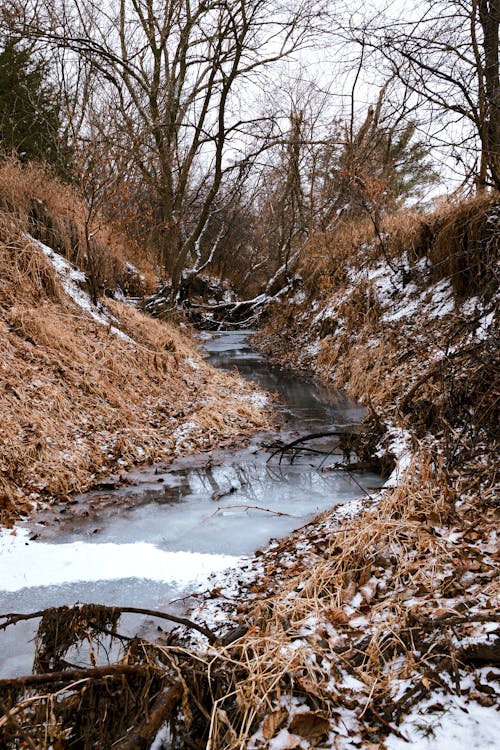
[
  {"left": 300, "top": 216, "right": 375, "bottom": 297},
  {"left": 0, "top": 224, "right": 268, "bottom": 524},
  {"left": 300, "top": 193, "right": 499, "bottom": 303},
  {"left": 387, "top": 193, "right": 499, "bottom": 297},
  {"left": 0, "top": 156, "right": 157, "bottom": 297},
  {"left": 261, "top": 193, "right": 499, "bottom": 436},
  {"left": 1, "top": 437, "right": 496, "bottom": 747}
]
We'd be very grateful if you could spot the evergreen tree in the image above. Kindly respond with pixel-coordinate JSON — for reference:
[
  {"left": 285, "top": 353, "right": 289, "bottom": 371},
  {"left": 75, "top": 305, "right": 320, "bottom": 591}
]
[
  {"left": 384, "top": 122, "right": 439, "bottom": 204},
  {"left": 0, "top": 40, "right": 67, "bottom": 172}
]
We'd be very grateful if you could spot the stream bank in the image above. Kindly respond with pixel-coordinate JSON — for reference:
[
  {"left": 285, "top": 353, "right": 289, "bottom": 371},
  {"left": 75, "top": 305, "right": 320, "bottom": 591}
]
[{"left": 209, "top": 201, "right": 498, "bottom": 750}]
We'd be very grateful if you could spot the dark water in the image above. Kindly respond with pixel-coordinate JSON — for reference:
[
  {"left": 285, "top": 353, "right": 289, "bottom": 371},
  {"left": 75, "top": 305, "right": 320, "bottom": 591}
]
[{"left": 0, "top": 330, "right": 381, "bottom": 675}]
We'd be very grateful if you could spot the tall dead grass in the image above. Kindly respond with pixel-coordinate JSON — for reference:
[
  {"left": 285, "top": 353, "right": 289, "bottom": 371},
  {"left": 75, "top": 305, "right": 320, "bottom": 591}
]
[
  {"left": 387, "top": 194, "right": 499, "bottom": 297},
  {"left": 300, "top": 193, "right": 499, "bottom": 302},
  {"left": 300, "top": 216, "right": 375, "bottom": 297}
]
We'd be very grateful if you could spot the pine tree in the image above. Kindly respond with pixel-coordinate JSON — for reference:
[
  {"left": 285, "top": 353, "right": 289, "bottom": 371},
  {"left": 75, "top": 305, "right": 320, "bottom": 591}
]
[{"left": 0, "top": 39, "right": 67, "bottom": 172}]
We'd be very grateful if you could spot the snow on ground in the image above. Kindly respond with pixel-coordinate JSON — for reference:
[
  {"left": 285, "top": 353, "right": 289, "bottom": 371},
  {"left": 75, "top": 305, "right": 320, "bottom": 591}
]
[
  {"left": 475, "top": 309, "right": 496, "bottom": 340},
  {"left": 379, "top": 424, "right": 413, "bottom": 487},
  {"left": 184, "top": 357, "right": 201, "bottom": 370},
  {"left": 29, "top": 235, "right": 133, "bottom": 341},
  {"left": 370, "top": 263, "right": 455, "bottom": 323},
  {"left": 185, "top": 477, "right": 499, "bottom": 748},
  {"left": 237, "top": 391, "right": 270, "bottom": 409},
  {"left": 0, "top": 527, "right": 239, "bottom": 592},
  {"left": 171, "top": 419, "right": 198, "bottom": 448},
  {"left": 386, "top": 691, "right": 500, "bottom": 750},
  {"left": 225, "top": 225, "right": 500, "bottom": 749}
]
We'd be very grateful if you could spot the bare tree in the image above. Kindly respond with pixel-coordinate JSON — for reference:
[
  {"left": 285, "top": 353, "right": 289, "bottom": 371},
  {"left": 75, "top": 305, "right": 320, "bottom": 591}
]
[
  {"left": 348, "top": 0, "right": 500, "bottom": 191},
  {"left": 3, "top": 0, "right": 324, "bottom": 298}
]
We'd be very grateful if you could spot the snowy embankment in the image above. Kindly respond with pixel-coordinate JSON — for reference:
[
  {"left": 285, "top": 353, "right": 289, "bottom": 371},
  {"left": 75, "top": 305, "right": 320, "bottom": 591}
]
[
  {"left": 174, "top": 222, "right": 498, "bottom": 748},
  {"left": 30, "top": 235, "right": 132, "bottom": 341}
]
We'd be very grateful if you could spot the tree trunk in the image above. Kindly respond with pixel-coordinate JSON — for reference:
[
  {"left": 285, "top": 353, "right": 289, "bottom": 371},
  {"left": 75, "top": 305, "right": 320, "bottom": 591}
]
[{"left": 479, "top": 0, "right": 500, "bottom": 189}]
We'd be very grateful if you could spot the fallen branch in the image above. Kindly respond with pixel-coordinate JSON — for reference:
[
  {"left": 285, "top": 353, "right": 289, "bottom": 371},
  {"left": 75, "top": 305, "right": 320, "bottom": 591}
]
[
  {"left": 211, "top": 485, "right": 238, "bottom": 502},
  {"left": 0, "top": 664, "right": 151, "bottom": 691},
  {"left": 457, "top": 642, "right": 500, "bottom": 666},
  {"left": 365, "top": 705, "right": 410, "bottom": 743},
  {"left": 408, "top": 612, "right": 500, "bottom": 629},
  {"left": 114, "top": 682, "right": 183, "bottom": 750},
  {"left": 0, "top": 605, "right": 217, "bottom": 644},
  {"left": 324, "top": 459, "right": 381, "bottom": 472},
  {"left": 267, "top": 431, "right": 349, "bottom": 464},
  {"left": 209, "top": 504, "right": 296, "bottom": 518},
  {"left": 105, "top": 606, "right": 218, "bottom": 644}
]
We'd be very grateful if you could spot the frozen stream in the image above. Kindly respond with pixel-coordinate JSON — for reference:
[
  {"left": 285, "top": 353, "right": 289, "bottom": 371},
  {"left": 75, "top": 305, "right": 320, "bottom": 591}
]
[{"left": 0, "top": 331, "right": 381, "bottom": 676}]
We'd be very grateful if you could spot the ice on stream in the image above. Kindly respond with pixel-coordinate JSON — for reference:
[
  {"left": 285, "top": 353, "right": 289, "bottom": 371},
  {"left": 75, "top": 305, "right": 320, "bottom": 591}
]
[
  {"left": 0, "top": 330, "right": 382, "bottom": 676},
  {"left": 0, "top": 528, "right": 239, "bottom": 592}
]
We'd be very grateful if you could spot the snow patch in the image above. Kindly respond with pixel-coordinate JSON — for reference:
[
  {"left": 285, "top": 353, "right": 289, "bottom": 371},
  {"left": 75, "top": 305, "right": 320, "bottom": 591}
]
[
  {"left": 476, "top": 310, "right": 495, "bottom": 340},
  {"left": 386, "top": 693, "right": 500, "bottom": 750},
  {"left": 379, "top": 425, "right": 413, "bottom": 488},
  {"left": 183, "top": 358, "right": 201, "bottom": 370},
  {"left": 0, "top": 528, "right": 239, "bottom": 592},
  {"left": 172, "top": 420, "right": 198, "bottom": 443},
  {"left": 237, "top": 391, "right": 269, "bottom": 409},
  {"left": 29, "top": 236, "right": 133, "bottom": 342}
]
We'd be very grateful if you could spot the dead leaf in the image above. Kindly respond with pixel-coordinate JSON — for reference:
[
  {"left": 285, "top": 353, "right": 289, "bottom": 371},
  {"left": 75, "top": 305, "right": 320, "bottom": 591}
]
[
  {"left": 434, "top": 607, "right": 457, "bottom": 620},
  {"left": 422, "top": 676, "right": 430, "bottom": 690},
  {"left": 289, "top": 712, "right": 330, "bottom": 744},
  {"left": 296, "top": 675, "right": 324, "bottom": 700},
  {"left": 326, "top": 607, "right": 349, "bottom": 625},
  {"left": 262, "top": 708, "right": 288, "bottom": 740}
]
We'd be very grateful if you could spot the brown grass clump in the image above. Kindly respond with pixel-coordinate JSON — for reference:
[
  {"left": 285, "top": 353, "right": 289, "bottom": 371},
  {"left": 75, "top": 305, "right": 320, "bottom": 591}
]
[
  {"left": 300, "top": 216, "right": 375, "bottom": 297},
  {"left": 388, "top": 193, "right": 499, "bottom": 297},
  {"left": 0, "top": 228, "right": 268, "bottom": 524}
]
